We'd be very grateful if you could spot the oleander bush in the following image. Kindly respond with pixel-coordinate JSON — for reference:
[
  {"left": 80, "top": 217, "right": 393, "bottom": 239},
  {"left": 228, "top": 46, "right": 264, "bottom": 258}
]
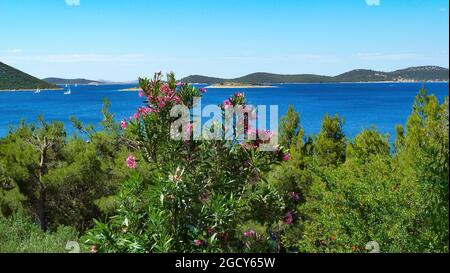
[{"left": 83, "top": 72, "right": 289, "bottom": 253}]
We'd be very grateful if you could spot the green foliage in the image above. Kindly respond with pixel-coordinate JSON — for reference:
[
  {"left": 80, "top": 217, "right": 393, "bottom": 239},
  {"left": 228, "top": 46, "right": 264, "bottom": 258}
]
[
  {"left": 0, "top": 210, "right": 78, "bottom": 253},
  {"left": 270, "top": 88, "right": 448, "bottom": 253},
  {"left": 0, "top": 104, "right": 128, "bottom": 231},
  {"left": 299, "top": 155, "right": 417, "bottom": 253},
  {"left": 392, "top": 89, "right": 449, "bottom": 252},
  {"left": 314, "top": 114, "right": 346, "bottom": 167},
  {"left": 279, "top": 105, "right": 301, "bottom": 148},
  {"left": 346, "top": 128, "right": 390, "bottom": 163}
]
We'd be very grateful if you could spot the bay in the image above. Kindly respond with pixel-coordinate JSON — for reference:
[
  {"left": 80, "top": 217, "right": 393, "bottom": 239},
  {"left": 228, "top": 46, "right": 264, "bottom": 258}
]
[{"left": 0, "top": 82, "right": 448, "bottom": 140}]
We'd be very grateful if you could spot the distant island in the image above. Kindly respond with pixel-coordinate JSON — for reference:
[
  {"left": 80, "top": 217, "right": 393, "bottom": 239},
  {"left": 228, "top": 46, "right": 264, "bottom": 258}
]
[
  {"left": 2, "top": 62, "right": 448, "bottom": 91},
  {"left": 206, "top": 82, "right": 276, "bottom": 88},
  {"left": 181, "top": 66, "right": 449, "bottom": 85},
  {"left": 0, "top": 61, "right": 58, "bottom": 91},
  {"left": 42, "top": 77, "right": 103, "bottom": 85}
]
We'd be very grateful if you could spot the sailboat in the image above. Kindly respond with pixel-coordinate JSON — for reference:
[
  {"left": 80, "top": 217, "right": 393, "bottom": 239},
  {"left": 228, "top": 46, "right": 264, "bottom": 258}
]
[
  {"left": 65, "top": 84, "right": 68, "bottom": 88},
  {"left": 34, "top": 88, "right": 41, "bottom": 94},
  {"left": 64, "top": 86, "right": 71, "bottom": 95},
  {"left": 75, "top": 83, "right": 78, "bottom": 87}
]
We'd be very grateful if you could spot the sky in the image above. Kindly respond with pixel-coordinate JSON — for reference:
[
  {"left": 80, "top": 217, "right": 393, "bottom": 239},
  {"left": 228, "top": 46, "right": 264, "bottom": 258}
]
[{"left": 0, "top": 0, "right": 448, "bottom": 81}]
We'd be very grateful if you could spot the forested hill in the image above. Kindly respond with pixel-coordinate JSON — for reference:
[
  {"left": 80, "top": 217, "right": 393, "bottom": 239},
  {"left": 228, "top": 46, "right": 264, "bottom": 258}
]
[
  {"left": 181, "top": 66, "right": 449, "bottom": 84},
  {"left": 0, "top": 61, "right": 57, "bottom": 90}
]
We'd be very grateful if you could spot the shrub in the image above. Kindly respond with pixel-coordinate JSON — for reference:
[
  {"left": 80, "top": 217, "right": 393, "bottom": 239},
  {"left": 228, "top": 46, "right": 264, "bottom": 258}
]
[
  {"left": 84, "top": 72, "right": 288, "bottom": 253},
  {"left": 0, "top": 211, "right": 78, "bottom": 253}
]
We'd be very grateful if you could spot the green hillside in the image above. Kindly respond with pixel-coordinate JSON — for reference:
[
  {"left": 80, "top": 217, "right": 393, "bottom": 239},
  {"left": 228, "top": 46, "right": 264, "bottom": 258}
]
[
  {"left": 179, "top": 75, "right": 227, "bottom": 84},
  {"left": 234, "top": 72, "right": 333, "bottom": 84},
  {"left": 390, "top": 66, "right": 450, "bottom": 81},
  {"left": 0, "top": 62, "right": 57, "bottom": 90},
  {"left": 181, "top": 66, "right": 449, "bottom": 84},
  {"left": 333, "top": 69, "right": 391, "bottom": 82}
]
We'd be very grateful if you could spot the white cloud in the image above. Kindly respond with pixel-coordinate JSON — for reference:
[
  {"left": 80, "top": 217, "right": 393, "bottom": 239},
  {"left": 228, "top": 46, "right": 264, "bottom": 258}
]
[
  {"left": 65, "top": 0, "right": 80, "bottom": 6},
  {"left": 0, "top": 49, "right": 22, "bottom": 54},
  {"left": 365, "top": 0, "right": 380, "bottom": 6}
]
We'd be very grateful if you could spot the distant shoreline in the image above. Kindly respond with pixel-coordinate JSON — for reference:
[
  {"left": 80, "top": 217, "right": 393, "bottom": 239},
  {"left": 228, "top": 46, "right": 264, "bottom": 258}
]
[
  {"left": 205, "top": 85, "right": 277, "bottom": 89},
  {"left": 275, "top": 80, "right": 450, "bottom": 84},
  {"left": 0, "top": 88, "right": 64, "bottom": 92},
  {"left": 2, "top": 81, "right": 448, "bottom": 93},
  {"left": 119, "top": 87, "right": 142, "bottom": 91}
]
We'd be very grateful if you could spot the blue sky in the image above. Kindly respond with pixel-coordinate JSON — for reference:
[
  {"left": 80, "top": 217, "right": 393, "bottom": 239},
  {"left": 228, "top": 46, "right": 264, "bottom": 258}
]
[{"left": 0, "top": 0, "right": 448, "bottom": 81}]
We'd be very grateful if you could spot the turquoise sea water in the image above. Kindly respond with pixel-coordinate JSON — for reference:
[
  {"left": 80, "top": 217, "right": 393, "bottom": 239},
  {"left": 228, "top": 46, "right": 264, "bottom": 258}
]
[{"left": 0, "top": 82, "right": 448, "bottom": 139}]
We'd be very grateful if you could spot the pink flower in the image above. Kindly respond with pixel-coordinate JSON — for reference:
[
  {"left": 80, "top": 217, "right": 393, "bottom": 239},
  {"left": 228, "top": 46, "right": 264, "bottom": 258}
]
[
  {"left": 259, "top": 130, "right": 274, "bottom": 142},
  {"left": 176, "top": 82, "right": 185, "bottom": 87},
  {"left": 120, "top": 119, "right": 127, "bottom": 129},
  {"left": 126, "top": 155, "right": 137, "bottom": 169},
  {"left": 173, "top": 95, "right": 181, "bottom": 104},
  {"left": 141, "top": 107, "right": 152, "bottom": 115},
  {"left": 282, "top": 153, "right": 290, "bottom": 161},
  {"left": 247, "top": 129, "right": 258, "bottom": 140},
  {"left": 138, "top": 90, "right": 144, "bottom": 98},
  {"left": 158, "top": 101, "right": 166, "bottom": 109},
  {"left": 200, "top": 87, "right": 207, "bottom": 93},
  {"left": 161, "top": 84, "right": 172, "bottom": 93},
  {"left": 194, "top": 239, "right": 203, "bottom": 246},
  {"left": 284, "top": 211, "right": 293, "bottom": 225},
  {"left": 243, "top": 230, "right": 256, "bottom": 238},
  {"left": 235, "top": 92, "right": 243, "bottom": 97},
  {"left": 289, "top": 192, "right": 300, "bottom": 202},
  {"left": 135, "top": 107, "right": 152, "bottom": 119},
  {"left": 223, "top": 99, "right": 233, "bottom": 109}
]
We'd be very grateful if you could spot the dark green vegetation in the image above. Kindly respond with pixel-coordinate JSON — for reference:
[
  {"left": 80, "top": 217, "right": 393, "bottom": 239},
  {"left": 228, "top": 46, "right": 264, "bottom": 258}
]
[
  {"left": 181, "top": 66, "right": 449, "bottom": 84},
  {"left": 0, "top": 62, "right": 57, "bottom": 90},
  {"left": 0, "top": 72, "right": 448, "bottom": 253},
  {"left": 43, "top": 78, "right": 102, "bottom": 85}
]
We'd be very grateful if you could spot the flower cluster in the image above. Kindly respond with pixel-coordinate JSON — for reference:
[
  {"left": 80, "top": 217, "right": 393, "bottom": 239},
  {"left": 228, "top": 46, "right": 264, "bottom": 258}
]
[
  {"left": 126, "top": 155, "right": 137, "bottom": 169},
  {"left": 147, "top": 84, "right": 181, "bottom": 111},
  {"left": 222, "top": 92, "right": 245, "bottom": 109},
  {"left": 120, "top": 119, "right": 127, "bottom": 129},
  {"left": 284, "top": 211, "right": 293, "bottom": 225},
  {"left": 243, "top": 229, "right": 256, "bottom": 238}
]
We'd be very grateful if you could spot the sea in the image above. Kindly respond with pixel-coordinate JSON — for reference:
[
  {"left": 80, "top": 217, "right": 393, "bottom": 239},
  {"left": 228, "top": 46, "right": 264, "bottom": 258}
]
[{"left": 0, "top": 82, "right": 448, "bottom": 141}]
